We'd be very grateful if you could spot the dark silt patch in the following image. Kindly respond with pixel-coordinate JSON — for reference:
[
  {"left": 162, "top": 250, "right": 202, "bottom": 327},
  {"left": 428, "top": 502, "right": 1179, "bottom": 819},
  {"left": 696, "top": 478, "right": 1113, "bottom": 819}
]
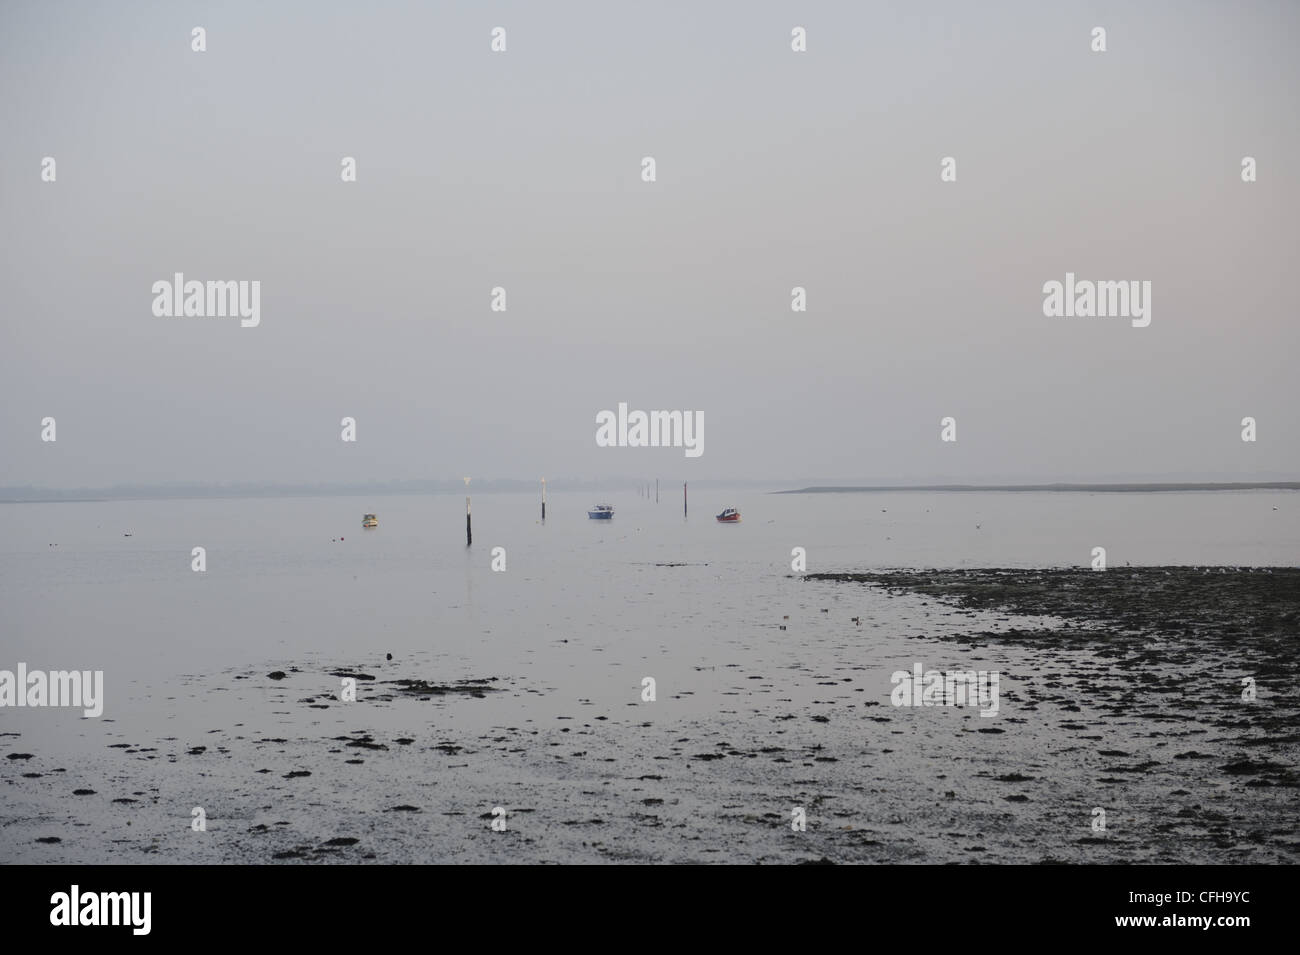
[
  {"left": 375, "top": 678, "right": 501, "bottom": 700},
  {"left": 806, "top": 565, "right": 1300, "bottom": 859}
]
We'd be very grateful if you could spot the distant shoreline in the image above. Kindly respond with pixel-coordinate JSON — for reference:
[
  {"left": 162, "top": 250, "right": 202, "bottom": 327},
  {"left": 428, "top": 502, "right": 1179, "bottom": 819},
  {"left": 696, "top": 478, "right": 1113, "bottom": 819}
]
[
  {"left": 2, "top": 480, "right": 1297, "bottom": 504},
  {"left": 777, "top": 482, "right": 1300, "bottom": 494}
]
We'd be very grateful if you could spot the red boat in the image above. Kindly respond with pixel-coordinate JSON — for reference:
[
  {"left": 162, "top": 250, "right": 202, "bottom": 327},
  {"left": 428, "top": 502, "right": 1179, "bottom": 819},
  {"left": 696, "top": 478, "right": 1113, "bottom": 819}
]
[{"left": 716, "top": 507, "right": 740, "bottom": 523}]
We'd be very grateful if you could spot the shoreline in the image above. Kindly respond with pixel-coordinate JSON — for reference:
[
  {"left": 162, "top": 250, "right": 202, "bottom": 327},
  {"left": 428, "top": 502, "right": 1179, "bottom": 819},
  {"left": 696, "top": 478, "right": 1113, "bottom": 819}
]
[
  {"left": 4, "top": 480, "right": 1298, "bottom": 504},
  {"left": 778, "top": 483, "right": 1300, "bottom": 494}
]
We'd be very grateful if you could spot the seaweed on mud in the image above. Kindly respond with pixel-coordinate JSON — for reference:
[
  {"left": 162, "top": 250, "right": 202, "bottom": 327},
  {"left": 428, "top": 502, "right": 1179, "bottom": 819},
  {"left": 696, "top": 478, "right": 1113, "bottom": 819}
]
[{"left": 384, "top": 678, "right": 501, "bottom": 698}]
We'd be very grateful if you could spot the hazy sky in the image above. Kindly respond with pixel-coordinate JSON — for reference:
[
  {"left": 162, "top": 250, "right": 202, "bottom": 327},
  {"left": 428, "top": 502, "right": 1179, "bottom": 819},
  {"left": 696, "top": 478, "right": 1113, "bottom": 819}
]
[{"left": 2, "top": 0, "right": 1297, "bottom": 487}]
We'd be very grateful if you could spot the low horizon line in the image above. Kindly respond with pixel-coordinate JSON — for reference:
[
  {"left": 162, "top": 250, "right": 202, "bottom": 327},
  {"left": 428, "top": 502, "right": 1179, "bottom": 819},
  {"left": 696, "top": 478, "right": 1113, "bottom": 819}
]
[
  {"left": 778, "top": 482, "right": 1300, "bottom": 494},
  {"left": 3, "top": 478, "right": 1298, "bottom": 504}
]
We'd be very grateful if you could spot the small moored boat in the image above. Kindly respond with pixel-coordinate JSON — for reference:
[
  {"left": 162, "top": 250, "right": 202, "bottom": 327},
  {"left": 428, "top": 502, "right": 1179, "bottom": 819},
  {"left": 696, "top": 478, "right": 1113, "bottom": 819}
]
[
  {"left": 362, "top": 513, "right": 378, "bottom": 528},
  {"left": 588, "top": 504, "right": 614, "bottom": 520},
  {"left": 716, "top": 507, "right": 740, "bottom": 523}
]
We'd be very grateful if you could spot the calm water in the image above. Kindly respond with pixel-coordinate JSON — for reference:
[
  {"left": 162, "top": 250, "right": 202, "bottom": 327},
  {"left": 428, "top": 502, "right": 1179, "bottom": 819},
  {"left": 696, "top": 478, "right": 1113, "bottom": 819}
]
[
  {"left": 1, "top": 488, "right": 1296, "bottom": 863},
  {"left": 2, "top": 488, "right": 1296, "bottom": 683},
  {"left": 1, "top": 488, "right": 1294, "bottom": 738}
]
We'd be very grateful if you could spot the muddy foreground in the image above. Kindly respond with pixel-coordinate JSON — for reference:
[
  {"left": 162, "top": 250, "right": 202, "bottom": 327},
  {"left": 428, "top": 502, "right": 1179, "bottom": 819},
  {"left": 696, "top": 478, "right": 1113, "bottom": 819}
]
[{"left": 3, "top": 567, "right": 1296, "bottom": 864}]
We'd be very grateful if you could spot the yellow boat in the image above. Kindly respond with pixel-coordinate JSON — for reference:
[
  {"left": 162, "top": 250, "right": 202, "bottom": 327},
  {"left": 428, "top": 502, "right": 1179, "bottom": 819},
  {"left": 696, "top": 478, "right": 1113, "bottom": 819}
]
[{"left": 362, "top": 513, "right": 378, "bottom": 528}]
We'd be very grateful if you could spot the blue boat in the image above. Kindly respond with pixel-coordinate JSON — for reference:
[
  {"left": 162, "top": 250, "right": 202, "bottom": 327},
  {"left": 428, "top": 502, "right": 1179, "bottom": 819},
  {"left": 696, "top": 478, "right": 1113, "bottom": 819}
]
[{"left": 588, "top": 503, "right": 614, "bottom": 520}]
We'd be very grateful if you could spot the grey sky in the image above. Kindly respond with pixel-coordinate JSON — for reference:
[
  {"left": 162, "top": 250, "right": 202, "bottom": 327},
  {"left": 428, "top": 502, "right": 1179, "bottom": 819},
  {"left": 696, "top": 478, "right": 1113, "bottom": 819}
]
[{"left": 2, "top": 0, "right": 1296, "bottom": 487}]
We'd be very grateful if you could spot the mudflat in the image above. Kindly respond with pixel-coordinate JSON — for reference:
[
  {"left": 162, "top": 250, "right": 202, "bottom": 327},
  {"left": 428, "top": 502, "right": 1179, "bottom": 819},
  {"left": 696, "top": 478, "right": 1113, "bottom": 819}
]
[{"left": 3, "top": 567, "right": 1295, "bottom": 864}]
